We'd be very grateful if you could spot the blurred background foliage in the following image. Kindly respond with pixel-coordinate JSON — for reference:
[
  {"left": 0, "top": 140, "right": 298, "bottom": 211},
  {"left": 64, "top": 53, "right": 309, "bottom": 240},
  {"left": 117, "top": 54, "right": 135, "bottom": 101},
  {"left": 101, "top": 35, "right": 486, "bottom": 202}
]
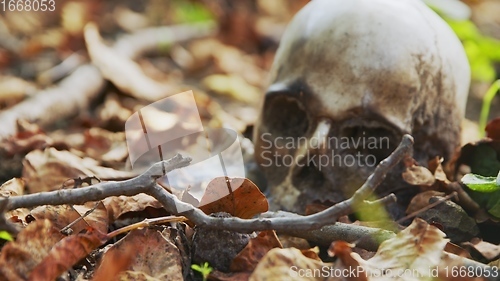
[
  {"left": 429, "top": 0, "right": 500, "bottom": 83},
  {"left": 0, "top": 0, "right": 498, "bottom": 127}
]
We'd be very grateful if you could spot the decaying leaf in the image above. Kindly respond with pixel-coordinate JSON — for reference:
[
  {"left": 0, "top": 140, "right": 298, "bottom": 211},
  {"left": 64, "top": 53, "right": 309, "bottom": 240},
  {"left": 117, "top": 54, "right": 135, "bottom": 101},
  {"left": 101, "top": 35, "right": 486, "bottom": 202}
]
[
  {"left": 96, "top": 227, "right": 183, "bottom": 281},
  {"left": 406, "top": 191, "right": 446, "bottom": 215},
  {"left": 199, "top": 177, "right": 268, "bottom": 219},
  {"left": 249, "top": 247, "right": 331, "bottom": 281},
  {"left": 23, "top": 147, "right": 135, "bottom": 192},
  {"left": 328, "top": 241, "right": 368, "bottom": 281},
  {"left": 102, "top": 194, "right": 163, "bottom": 222},
  {"left": 486, "top": 117, "right": 500, "bottom": 141},
  {"left": 28, "top": 229, "right": 107, "bottom": 281},
  {"left": 30, "top": 201, "right": 108, "bottom": 234},
  {"left": 428, "top": 157, "right": 451, "bottom": 187},
  {"left": 82, "top": 128, "right": 128, "bottom": 164},
  {"left": 0, "top": 178, "right": 25, "bottom": 197},
  {"left": 463, "top": 238, "right": 500, "bottom": 261},
  {"left": 351, "top": 218, "right": 449, "bottom": 280},
  {"left": 402, "top": 165, "right": 436, "bottom": 187},
  {"left": 0, "top": 120, "right": 54, "bottom": 156},
  {"left": 0, "top": 219, "right": 64, "bottom": 280},
  {"left": 92, "top": 241, "right": 134, "bottom": 281},
  {"left": 1, "top": 178, "right": 31, "bottom": 225}
]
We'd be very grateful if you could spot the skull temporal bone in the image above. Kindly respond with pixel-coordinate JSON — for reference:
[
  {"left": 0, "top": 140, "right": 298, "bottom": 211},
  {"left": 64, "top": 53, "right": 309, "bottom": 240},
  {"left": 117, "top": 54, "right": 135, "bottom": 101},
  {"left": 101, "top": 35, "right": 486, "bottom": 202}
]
[{"left": 253, "top": 0, "right": 470, "bottom": 212}]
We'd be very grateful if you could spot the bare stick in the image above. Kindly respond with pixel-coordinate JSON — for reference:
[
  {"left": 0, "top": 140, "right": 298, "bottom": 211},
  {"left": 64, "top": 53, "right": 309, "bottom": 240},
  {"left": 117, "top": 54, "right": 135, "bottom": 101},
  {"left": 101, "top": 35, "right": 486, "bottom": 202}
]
[
  {"left": 150, "top": 135, "right": 414, "bottom": 232},
  {"left": 60, "top": 202, "right": 101, "bottom": 235},
  {"left": 1, "top": 154, "right": 191, "bottom": 211},
  {"left": 396, "top": 191, "right": 458, "bottom": 224},
  {"left": 3, "top": 135, "right": 413, "bottom": 232},
  {"left": 1, "top": 136, "right": 495, "bottom": 275},
  {"left": 106, "top": 215, "right": 187, "bottom": 239}
]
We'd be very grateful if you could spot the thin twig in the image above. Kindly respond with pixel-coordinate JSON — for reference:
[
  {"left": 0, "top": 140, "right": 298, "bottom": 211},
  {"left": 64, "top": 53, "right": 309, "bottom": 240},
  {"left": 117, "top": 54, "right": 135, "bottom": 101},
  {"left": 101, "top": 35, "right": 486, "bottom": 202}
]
[
  {"left": 1, "top": 154, "right": 191, "bottom": 210},
  {"left": 2, "top": 135, "right": 413, "bottom": 233},
  {"left": 106, "top": 215, "right": 187, "bottom": 239},
  {"left": 2, "top": 135, "right": 412, "bottom": 235},
  {"left": 396, "top": 191, "right": 458, "bottom": 224},
  {"left": 150, "top": 135, "right": 414, "bottom": 232},
  {"left": 60, "top": 202, "right": 101, "bottom": 235},
  {"left": 1, "top": 135, "right": 495, "bottom": 276}
]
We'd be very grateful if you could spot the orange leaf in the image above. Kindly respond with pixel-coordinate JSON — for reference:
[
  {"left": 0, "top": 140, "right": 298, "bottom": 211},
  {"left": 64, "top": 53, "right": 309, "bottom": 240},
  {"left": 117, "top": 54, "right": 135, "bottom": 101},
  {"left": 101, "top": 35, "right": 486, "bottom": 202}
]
[
  {"left": 486, "top": 117, "right": 500, "bottom": 141},
  {"left": 95, "top": 227, "right": 183, "bottom": 280},
  {"left": 0, "top": 220, "right": 64, "bottom": 280},
  {"left": 30, "top": 201, "right": 108, "bottom": 234},
  {"left": 199, "top": 177, "right": 268, "bottom": 219},
  {"left": 328, "top": 241, "right": 367, "bottom": 281},
  {"left": 28, "top": 230, "right": 106, "bottom": 281}
]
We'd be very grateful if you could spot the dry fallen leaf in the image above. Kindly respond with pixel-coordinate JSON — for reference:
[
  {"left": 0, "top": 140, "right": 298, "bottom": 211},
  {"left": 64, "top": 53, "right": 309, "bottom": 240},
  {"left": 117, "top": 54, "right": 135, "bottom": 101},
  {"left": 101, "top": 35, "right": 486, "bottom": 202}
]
[
  {"left": 485, "top": 117, "right": 500, "bottom": 141},
  {"left": 82, "top": 128, "right": 127, "bottom": 164},
  {"left": 0, "top": 219, "right": 64, "bottom": 280},
  {"left": 102, "top": 194, "right": 163, "bottom": 222},
  {"left": 402, "top": 165, "right": 435, "bottom": 187},
  {"left": 23, "top": 147, "right": 135, "bottom": 192},
  {"left": 28, "top": 229, "right": 107, "bottom": 281},
  {"left": 1, "top": 178, "right": 33, "bottom": 225},
  {"left": 96, "top": 227, "right": 183, "bottom": 281},
  {"left": 352, "top": 218, "right": 449, "bottom": 280},
  {"left": 0, "top": 177, "right": 25, "bottom": 197},
  {"left": 406, "top": 191, "right": 446, "bottom": 215},
  {"left": 462, "top": 238, "right": 500, "bottom": 261},
  {"left": 0, "top": 120, "right": 54, "bottom": 156},
  {"left": 30, "top": 201, "right": 108, "bottom": 234},
  {"left": 328, "top": 241, "right": 368, "bottom": 281},
  {"left": 249, "top": 247, "right": 332, "bottom": 281},
  {"left": 92, "top": 241, "right": 134, "bottom": 281},
  {"left": 199, "top": 177, "right": 268, "bottom": 219}
]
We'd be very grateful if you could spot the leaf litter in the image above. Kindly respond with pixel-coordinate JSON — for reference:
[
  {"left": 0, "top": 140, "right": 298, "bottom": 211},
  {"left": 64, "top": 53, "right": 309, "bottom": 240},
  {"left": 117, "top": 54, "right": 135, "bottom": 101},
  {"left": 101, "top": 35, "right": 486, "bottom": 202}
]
[{"left": 0, "top": 0, "right": 499, "bottom": 280}]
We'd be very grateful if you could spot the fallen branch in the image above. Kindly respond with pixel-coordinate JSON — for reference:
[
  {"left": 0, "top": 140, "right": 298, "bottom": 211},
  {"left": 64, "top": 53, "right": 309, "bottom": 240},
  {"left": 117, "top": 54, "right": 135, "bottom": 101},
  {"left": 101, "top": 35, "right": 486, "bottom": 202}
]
[
  {"left": 153, "top": 135, "right": 414, "bottom": 232},
  {"left": 0, "top": 22, "right": 215, "bottom": 140},
  {"left": 1, "top": 154, "right": 191, "bottom": 211},
  {"left": 3, "top": 135, "right": 413, "bottom": 230},
  {"left": 1, "top": 135, "right": 496, "bottom": 276},
  {"left": 0, "top": 64, "right": 105, "bottom": 140}
]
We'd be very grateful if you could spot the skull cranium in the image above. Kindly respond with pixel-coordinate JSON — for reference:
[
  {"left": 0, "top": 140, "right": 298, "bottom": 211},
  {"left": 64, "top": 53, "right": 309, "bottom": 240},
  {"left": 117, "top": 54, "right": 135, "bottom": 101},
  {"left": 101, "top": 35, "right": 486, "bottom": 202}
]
[{"left": 253, "top": 0, "right": 470, "bottom": 213}]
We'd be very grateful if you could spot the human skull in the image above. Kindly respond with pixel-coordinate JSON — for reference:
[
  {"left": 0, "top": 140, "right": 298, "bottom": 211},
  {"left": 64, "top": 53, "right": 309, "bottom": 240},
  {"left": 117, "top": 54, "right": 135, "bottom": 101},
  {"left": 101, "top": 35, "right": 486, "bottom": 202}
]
[{"left": 253, "top": 0, "right": 470, "bottom": 213}]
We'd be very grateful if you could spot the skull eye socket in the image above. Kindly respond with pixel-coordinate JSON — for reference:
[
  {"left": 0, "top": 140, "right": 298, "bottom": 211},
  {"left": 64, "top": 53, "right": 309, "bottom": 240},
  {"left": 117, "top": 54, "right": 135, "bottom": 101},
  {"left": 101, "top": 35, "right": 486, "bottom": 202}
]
[
  {"left": 339, "top": 125, "right": 397, "bottom": 164},
  {"left": 263, "top": 95, "right": 309, "bottom": 138}
]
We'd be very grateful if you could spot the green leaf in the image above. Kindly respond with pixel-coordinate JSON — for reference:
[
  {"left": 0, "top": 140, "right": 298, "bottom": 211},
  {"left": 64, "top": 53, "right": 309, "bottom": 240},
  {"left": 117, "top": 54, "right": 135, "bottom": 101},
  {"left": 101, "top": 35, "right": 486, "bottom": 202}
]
[
  {"left": 0, "top": 230, "right": 13, "bottom": 241},
  {"left": 461, "top": 173, "right": 499, "bottom": 192},
  {"left": 468, "top": 145, "right": 500, "bottom": 177},
  {"left": 486, "top": 193, "right": 500, "bottom": 218},
  {"left": 462, "top": 172, "right": 500, "bottom": 219}
]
